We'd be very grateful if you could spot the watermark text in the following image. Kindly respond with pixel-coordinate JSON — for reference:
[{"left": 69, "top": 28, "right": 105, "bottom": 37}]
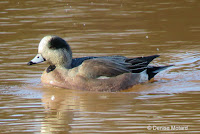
[{"left": 147, "top": 125, "right": 189, "bottom": 131}]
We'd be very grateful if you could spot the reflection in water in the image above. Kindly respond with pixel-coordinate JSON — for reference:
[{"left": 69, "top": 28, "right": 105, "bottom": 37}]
[
  {"left": 0, "top": 0, "right": 200, "bottom": 133},
  {"left": 37, "top": 87, "right": 200, "bottom": 133}
]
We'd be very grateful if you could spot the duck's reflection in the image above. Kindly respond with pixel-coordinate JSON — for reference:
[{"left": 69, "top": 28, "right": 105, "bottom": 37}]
[
  {"left": 40, "top": 87, "right": 141, "bottom": 133},
  {"left": 41, "top": 89, "right": 77, "bottom": 133}
]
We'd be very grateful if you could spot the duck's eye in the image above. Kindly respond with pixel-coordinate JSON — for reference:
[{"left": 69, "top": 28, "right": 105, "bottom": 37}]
[{"left": 37, "top": 56, "right": 40, "bottom": 58}]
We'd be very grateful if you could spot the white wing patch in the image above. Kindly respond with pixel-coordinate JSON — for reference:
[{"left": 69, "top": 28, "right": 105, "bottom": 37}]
[{"left": 97, "top": 76, "right": 111, "bottom": 79}]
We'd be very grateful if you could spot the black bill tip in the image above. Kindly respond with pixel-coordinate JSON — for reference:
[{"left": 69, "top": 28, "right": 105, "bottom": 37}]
[{"left": 27, "top": 61, "right": 35, "bottom": 66}]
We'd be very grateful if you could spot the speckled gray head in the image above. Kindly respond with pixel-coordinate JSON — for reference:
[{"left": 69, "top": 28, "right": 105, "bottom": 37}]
[{"left": 28, "top": 35, "right": 72, "bottom": 68}]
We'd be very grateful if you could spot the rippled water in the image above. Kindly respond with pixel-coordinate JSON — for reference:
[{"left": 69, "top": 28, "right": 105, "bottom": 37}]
[{"left": 0, "top": 0, "right": 200, "bottom": 133}]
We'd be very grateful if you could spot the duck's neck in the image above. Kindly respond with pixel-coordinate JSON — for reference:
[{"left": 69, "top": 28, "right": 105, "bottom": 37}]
[
  {"left": 49, "top": 49, "right": 73, "bottom": 69},
  {"left": 64, "top": 49, "right": 72, "bottom": 69},
  {"left": 56, "top": 49, "right": 72, "bottom": 69},
  {"left": 48, "top": 61, "right": 71, "bottom": 73},
  {"left": 54, "top": 58, "right": 72, "bottom": 69},
  {"left": 63, "top": 59, "right": 72, "bottom": 69}
]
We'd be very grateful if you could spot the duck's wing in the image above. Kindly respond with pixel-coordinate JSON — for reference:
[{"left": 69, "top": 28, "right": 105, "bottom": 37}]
[
  {"left": 74, "top": 55, "right": 160, "bottom": 78},
  {"left": 94, "top": 55, "right": 160, "bottom": 74},
  {"left": 77, "top": 58, "right": 131, "bottom": 79},
  {"left": 125, "top": 55, "right": 160, "bottom": 73}
]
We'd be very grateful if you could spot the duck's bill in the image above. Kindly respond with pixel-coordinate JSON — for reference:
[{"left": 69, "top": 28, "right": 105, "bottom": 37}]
[{"left": 27, "top": 54, "right": 46, "bottom": 65}]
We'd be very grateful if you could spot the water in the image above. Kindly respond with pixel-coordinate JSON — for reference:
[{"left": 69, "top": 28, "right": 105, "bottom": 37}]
[{"left": 0, "top": 0, "right": 200, "bottom": 133}]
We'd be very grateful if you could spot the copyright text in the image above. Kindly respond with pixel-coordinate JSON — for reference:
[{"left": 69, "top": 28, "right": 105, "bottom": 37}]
[{"left": 147, "top": 125, "right": 189, "bottom": 131}]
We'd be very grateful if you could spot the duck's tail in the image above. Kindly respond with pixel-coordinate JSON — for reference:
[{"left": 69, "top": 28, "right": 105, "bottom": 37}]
[{"left": 147, "top": 65, "right": 173, "bottom": 80}]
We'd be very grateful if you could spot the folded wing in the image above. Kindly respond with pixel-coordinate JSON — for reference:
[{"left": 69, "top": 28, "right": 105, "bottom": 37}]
[{"left": 77, "top": 55, "right": 160, "bottom": 79}]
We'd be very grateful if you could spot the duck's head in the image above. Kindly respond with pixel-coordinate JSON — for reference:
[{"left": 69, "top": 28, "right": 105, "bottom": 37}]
[{"left": 27, "top": 35, "right": 72, "bottom": 68}]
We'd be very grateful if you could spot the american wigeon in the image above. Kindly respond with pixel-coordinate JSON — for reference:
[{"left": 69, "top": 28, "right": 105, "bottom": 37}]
[{"left": 27, "top": 35, "right": 172, "bottom": 91}]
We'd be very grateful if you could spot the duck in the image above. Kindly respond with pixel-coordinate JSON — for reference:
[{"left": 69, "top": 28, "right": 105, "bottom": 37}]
[{"left": 27, "top": 35, "right": 172, "bottom": 91}]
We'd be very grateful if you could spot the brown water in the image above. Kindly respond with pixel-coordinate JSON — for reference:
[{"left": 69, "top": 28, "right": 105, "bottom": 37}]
[{"left": 0, "top": 0, "right": 200, "bottom": 133}]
